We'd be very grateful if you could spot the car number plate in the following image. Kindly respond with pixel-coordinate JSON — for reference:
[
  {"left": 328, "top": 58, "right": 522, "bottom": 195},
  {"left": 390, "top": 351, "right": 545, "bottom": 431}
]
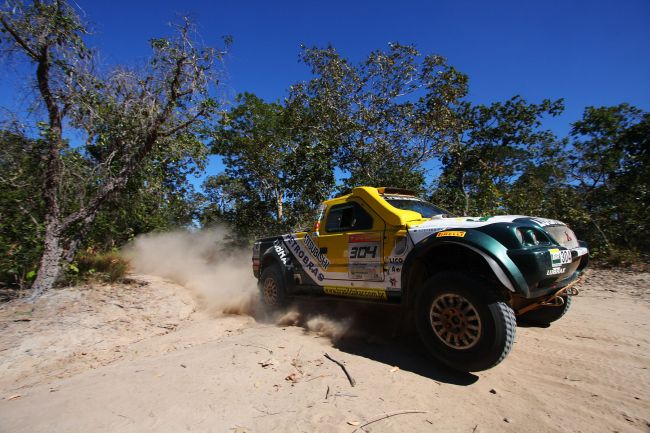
[{"left": 549, "top": 248, "right": 572, "bottom": 267}]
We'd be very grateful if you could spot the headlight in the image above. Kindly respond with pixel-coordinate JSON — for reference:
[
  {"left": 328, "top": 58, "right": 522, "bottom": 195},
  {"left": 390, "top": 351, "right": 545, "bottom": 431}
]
[
  {"left": 516, "top": 228, "right": 549, "bottom": 246},
  {"left": 515, "top": 229, "right": 524, "bottom": 244}
]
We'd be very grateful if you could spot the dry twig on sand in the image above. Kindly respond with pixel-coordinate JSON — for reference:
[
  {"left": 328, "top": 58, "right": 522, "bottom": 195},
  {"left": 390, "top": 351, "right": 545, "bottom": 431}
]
[
  {"left": 351, "top": 410, "right": 429, "bottom": 432},
  {"left": 237, "top": 343, "right": 273, "bottom": 354},
  {"left": 324, "top": 353, "right": 356, "bottom": 387}
]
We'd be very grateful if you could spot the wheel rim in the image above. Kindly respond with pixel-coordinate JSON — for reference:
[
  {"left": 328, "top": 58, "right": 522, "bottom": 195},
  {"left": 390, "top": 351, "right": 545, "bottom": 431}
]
[
  {"left": 263, "top": 277, "right": 278, "bottom": 304},
  {"left": 430, "top": 293, "right": 482, "bottom": 350}
]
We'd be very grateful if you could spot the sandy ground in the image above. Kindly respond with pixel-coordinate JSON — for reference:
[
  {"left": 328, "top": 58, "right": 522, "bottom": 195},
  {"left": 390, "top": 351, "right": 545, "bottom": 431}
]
[{"left": 0, "top": 269, "right": 649, "bottom": 433}]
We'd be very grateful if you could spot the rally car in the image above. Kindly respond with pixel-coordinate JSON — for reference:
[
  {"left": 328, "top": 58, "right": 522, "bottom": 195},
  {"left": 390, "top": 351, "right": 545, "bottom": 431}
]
[{"left": 252, "top": 187, "right": 589, "bottom": 371}]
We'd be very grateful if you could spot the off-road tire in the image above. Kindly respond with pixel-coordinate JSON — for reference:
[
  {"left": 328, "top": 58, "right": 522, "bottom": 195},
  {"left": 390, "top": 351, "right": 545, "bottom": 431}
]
[
  {"left": 415, "top": 271, "right": 516, "bottom": 372},
  {"left": 259, "top": 263, "right": 288, "bottom": 309},
  {"left": 519, "top": 295, "right": 572, "bottom": 326}
]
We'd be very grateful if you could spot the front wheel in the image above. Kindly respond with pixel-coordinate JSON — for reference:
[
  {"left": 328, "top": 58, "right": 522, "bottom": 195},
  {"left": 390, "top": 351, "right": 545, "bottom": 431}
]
[{"left": 415, "top": 272, "right": 516, "bottom": 372}]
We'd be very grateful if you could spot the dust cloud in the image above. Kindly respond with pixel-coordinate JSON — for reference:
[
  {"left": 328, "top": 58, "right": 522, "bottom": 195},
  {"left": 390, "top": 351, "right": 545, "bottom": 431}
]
[
  {"left": 123, "top": 228, "right": 259, "bottom": 316},
  {"left": 275, "top": 309, "right": 352, "bottom": 341},
  {"left": 123, "top": 228, "right": 355, "bottom": 340}
]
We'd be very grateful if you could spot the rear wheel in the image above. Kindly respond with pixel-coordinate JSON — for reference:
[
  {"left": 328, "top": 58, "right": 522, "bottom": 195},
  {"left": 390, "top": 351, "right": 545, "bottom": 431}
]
[
  {"left": 415, "top": 272, "right": 516, "bottom": 372},
  {"left": 259, "top": 263, "right": 288, "bottom": 309},
  {"left": 519, "top": 295, "right": 572, "bottom": 325}
]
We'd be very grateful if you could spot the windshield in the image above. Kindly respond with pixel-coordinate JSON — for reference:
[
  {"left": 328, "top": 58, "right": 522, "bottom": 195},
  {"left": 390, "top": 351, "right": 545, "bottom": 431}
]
[{"left": 385, "top": 197, "right": 453, "bottom": 218}]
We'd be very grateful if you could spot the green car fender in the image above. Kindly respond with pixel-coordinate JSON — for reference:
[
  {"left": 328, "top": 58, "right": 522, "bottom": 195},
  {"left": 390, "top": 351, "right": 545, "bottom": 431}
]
[{"left": 403, "top": 228, "right": 530, "bottom": 299}]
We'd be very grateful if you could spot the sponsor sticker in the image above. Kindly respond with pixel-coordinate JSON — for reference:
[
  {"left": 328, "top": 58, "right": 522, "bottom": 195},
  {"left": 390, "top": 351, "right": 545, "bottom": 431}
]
[
  {"left": 532, "top": 217, "right": 563, "bottom": 227},
  {"left": 303, "top": 232, "right": 330, "bottom": 270},
  {"left": 465, "top": 216, "right": 492, "bottom": 222},
  {"left": 546, "top": 267, "right": 565, "bottom": 276},
  {"left": 283, "top": 234, "right": 326, "bottom": 281},
  {"left": 436, "top": 231, "right": 466, "bottom": 238},
  {"left": 273, "top": 240, "right": 288, "bottom": 265},
  {"left": 349, "top": 263, "right": 382, "bottom": 280},
  {"left": 411, "top": 227, "right": 447, "bottom": 234},
  {"left": 349, "top": 233, "right": 381, "bottom": 243},
  {"left": 549, "top": 248, "right": 572, "bottom": 267},
  {"left": 324, "top": 286, "right": 387, "bottom": 300},
  {"left": 573, "top": 247, "right": 588, "bottom": 257}
]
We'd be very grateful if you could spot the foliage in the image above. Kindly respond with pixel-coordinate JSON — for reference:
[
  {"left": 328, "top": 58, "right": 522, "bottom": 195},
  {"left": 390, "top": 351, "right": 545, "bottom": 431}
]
[
  {"left": 0, "top": 0, "right": 227, "bottom": 296},
  {"left": 1, "top": 1, "right": 648, "bottom": 291},
  {"left": 202, "top": 44, "right": 471, "bottom": 241},
  {"left": 290, "top": 43, "right": 468, "bottom": 192},
  {"left": 205, "top": 93, "right": 336, "bottom": 240},
  {"left": 0, "top": 131, "right": 45, "bottom": 287},
  {"left": 200, "top": 43, "right": 648, "bottom": 267},
  {"left": 431, "top": 96, "right": 565, "bottom": 216},
  {"left": 75, "top": 251, "right": 128, "bottom": 283},
  {"left": 0, "top": 126, "right": 201, "bottom": 288},
  {"left": 567, "top": 104, "right": 649, "bottom": 257}
]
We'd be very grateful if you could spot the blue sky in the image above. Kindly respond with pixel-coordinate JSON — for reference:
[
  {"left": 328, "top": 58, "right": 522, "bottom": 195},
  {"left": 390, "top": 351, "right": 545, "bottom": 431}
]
[{"left": 1, "top": 0, "right": 649, "bottom": 187}]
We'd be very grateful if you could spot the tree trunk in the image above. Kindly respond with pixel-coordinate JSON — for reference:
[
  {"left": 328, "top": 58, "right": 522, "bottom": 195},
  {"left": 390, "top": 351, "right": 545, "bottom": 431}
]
[
  {"left": 29, "top": 217, "right": 63, "bottom": 300},
  {"left": 591, "top": 218, "right": 611, "bottom": 249},
  {"left": 62, "top": 215, "right": 96, "bottom": 263},
  {"left": 459, "top": 170, "right": 470, "bottom": 216},
  {"left": 28, "top": 40, "right": 65, "bottom": 300},
  {"left": 275, "top": 188, "right": 283, "bottom": 221}
]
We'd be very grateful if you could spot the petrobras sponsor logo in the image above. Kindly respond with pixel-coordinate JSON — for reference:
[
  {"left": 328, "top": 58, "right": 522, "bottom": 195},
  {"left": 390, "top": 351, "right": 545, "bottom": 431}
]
[
  {"left": 283, "top": 234, "right": 325, "bottom": 282},
  {"left": 303, "top": 233, "right": 330, "bottom": 270}
]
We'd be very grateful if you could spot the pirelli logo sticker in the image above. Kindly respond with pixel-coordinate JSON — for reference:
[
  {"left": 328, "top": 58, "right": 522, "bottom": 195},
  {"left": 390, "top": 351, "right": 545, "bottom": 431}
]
[
  {"left": 436, "top": 231, "right": 466, "bottom": 238},
  {"left": 323, "top": 286, "right": 387, "bottom": 300}
]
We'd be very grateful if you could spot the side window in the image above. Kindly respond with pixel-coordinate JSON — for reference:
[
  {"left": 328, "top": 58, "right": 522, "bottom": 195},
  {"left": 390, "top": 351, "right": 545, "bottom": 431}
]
[{"left": 325, "top": 202, "right": 373, "bottom": 232}]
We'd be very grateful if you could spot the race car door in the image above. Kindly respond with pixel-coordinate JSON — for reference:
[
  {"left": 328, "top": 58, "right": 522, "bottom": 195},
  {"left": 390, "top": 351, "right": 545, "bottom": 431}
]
[{"left": 316, "top": 200, "right": 385, "bottom": 282}]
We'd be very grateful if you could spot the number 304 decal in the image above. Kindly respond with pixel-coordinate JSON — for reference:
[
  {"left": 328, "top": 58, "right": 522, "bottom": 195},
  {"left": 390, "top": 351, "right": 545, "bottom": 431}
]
[
  {"left": 350, "top": 245, "right": 378, "bottom": 259},
  {"left": 549, "top": 248, "right": 572, "bottom": 267}
]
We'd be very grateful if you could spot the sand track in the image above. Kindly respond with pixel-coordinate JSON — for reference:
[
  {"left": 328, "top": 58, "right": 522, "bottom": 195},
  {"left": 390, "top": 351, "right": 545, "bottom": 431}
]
[{"left": 1, "top": 269, "right": 649, "bottom": 433}]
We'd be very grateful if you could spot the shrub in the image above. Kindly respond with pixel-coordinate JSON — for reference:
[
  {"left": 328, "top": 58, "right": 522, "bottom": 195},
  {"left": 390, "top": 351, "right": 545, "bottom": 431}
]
[
  {"left": 591, "top": 246, "right": 648, "bottom": 270},
  {"left": 76, "top": 251, "right": 129, "bottom": 283}
]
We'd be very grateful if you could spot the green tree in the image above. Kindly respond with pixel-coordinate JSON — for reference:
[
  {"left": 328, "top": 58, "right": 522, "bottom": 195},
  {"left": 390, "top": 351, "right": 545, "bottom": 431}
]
[
  {"left": 0, "top": 130, "right": 45, "bottom": 287},
  {"left": 568, "top": 104, "right": 649, "bottom": 257},
  {"left": 432, "top": 96, "right": 565, "bottom": 216},
  {"left": 291, "top": 43, "right": 468, "bottom": 192},
  {"left": 84, "top": 159, "right": 202, "bottom": 251},
  {"left": 206, "top": 93, "right": 335, "bottom": 240},
  {"left": 0, "top": 1, "right": 227, "bottom": 298}
]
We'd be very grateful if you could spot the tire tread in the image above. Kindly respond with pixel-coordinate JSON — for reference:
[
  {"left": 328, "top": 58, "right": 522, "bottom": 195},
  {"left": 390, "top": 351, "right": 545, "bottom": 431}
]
[
  {"left": 492, "top": 301, "right": 517, "bottom": 368},
  {"left": 415, "top": 271, "right": 517, "bottom": 372}
]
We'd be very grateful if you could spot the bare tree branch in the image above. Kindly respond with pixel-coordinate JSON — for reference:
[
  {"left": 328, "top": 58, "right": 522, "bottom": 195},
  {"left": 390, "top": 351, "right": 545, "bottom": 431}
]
[{"left": 0, "top": 14, "right": 39, "bottom": 60}]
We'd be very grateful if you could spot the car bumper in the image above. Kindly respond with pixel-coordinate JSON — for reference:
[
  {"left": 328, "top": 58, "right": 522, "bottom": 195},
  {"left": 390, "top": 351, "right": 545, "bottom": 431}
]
[{"left": 508, "top": 241, "right": 589, "bottom": 298}]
